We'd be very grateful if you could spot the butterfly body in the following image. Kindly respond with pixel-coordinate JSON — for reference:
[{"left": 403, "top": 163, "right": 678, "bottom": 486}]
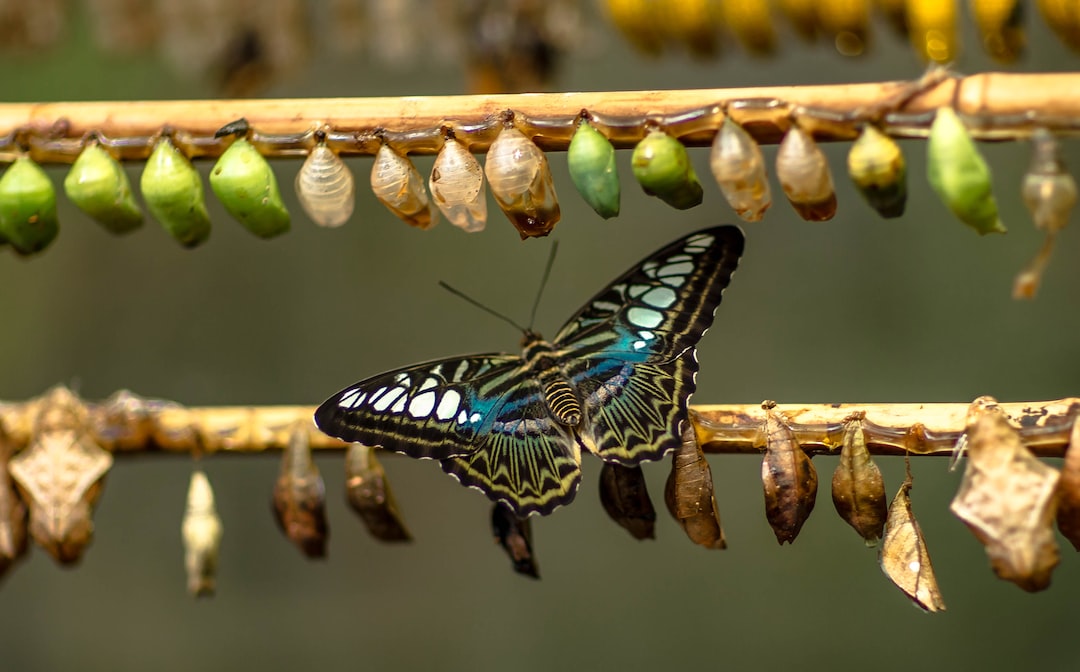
[{"left": 316, "top": 226, "right": 744, "bottom": 517}]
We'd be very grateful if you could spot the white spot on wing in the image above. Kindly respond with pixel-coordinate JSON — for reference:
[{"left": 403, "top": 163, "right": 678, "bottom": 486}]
[
  {"left": 642, "top": 286, "right": 676, "bottom": 308},
  {"left": 660, "top": 261, "right": 694, "bottom": 277},
  {"left": 436, "top": 390, "right": 461, "bottom": 420},
  {"left": 372, "top": 387, "right": 404, "bottom": 411},
  {"left": 628, "top": 307, "right": 663, "bottom": 329},
  {"left": 419, "top": 377, "right": 439, "bottom": 391},
  {"left": 409, "top": 391, "right": 437, "bottom": 418},
  {"left": 390, "top": 393, "right": 408, "bottom": 414},
  {"left": 338, "top": 389, "right": 366, "bottom": 409}
]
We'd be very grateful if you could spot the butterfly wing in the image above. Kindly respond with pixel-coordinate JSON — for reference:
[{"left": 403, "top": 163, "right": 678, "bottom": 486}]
[
  {"left": 554, "top": 226, "right": 744, "bottom": 465},
  {"left": 315, "top": 355, "right": 583, "bottom": 517}
]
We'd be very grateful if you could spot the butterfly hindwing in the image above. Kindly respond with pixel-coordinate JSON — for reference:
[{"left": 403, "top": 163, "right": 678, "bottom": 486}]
[{"left": 556, "top": 226, "right": 744, "bottom": 465}]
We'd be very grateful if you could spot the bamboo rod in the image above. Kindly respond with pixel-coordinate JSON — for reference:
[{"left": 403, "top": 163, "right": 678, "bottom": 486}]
[
  {"left": 3, "top": 72, "right": 1080, "bottom": 164},
  {"left": 0, "top": 389, "right": 1075, "bottom": 458}
]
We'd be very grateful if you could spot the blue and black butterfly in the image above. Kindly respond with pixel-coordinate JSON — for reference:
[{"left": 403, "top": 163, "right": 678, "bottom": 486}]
[{"left": 315, "top": 226, "right": 744, "bottom": 518}]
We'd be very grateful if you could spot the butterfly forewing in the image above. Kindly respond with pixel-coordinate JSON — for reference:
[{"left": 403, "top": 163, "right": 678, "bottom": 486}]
[
  {"left": 316, "top": 354, "right": 523, "bottom": 460},
  {"left": 556, "top": 226, "right": 744, "bottom": 464}
]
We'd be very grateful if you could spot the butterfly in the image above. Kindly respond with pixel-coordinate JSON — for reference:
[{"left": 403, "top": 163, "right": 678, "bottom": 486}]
[{"left": 315, "top": 226, "right": 744, "bottom": 518}]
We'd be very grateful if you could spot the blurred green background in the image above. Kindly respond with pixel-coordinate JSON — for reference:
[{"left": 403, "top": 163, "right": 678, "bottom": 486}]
[{"left": 2, "top": 3, "right": 1080, "bottom": 672}]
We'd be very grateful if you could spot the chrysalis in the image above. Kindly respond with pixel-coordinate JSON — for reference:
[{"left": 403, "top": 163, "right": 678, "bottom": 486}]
[
  {"left": 950, "top": 397, "right": 1060, "bottom": 592},
  {"left": 296, "top": 140, "right": 355, "bottom": 228},
  {"left": 141, "top": 137, "right": 212, "bottom": 247},
  {"left": 209, "top": 135, "right": 291, "bottom": 239},
  {"left": 491, "top": 502, "right": 539, "bottom": 579},
  {"left": 664, "top": 423, "right": 726, "bottom": 549},
  {"left": 719, "top": 0, "right": 777, "bottom": 54},
  {"left": 371, "top": 143, "right": 437, "bottom": 230},
  {"left": 567, "top": 118, "right": 620, "bottom": 219},
  {"left": 907, "top": 0, "right": 959, "bottom": 62},
  {"left": 1014, "top": 129, "right": 1077, "bottom": 299},
  {"left": 0, "top": 156, "right": 60, "bottom": 255},
  {"left": 847, "top": 125, "right": 907, "bottom": 218},
  {"left": 1037, "top": 0, "right": 1080, "bottom": 52},
  {"left": 484, "top": 123, "right": 561, "bottom": 239},
  {"left": 271, "top": 423, "right": 329, "bottom": 558},
  {"left": 816, "top": 0, "right": 871, "bottom": 55},
  {"left": 970, "top": 0, "right": 1024, "bottom": 62},
  {"left": 63, "top": 143, "right": 144, "bottom": 234},
  {"left": 344, "top": 443, "right": 412, "bottom": 542},
  {"left": 927, "top": 107, "right": 1005, "bottom": 235},
  {"left": 776, "top": 126, "right": 837, "bottom": 221},
  {"left": 598, "top": 463, "right": 656, "bottom": 541},
  {"left": 0, "top": 428, "right": 29, "bottom": 580},
  {"left": 880, "top": 470, "right": 946, "bottom": 612},
  {"left": 831, "top": 414, "right": 887, "bottom": 546},
  {"left": 709, "top": 117, "right": 771, "bottom": 222},
  {"left": 1055, "top": 417, "right": 1080, "bottom": 551},
  {"left": 761, "top": 402, "right": 818, "bottom": 544},
  {"left": 429, "top": 134, "right": 487, "bottom": 232},
  {"left": 631, "top": 128, "right": 703, "bottom": 210},
  {"left": 7, "top": 386, "right": 112, "bottom": 565},
  {"left": 182, "top": 469, "right": 223, "bottom": 597}
]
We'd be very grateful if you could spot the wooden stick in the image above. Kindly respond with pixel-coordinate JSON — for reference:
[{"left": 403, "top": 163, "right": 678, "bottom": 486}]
[
  {"left": 3, "top": 72, "right": 1080, "bottom": 164},
  {"left": 1, "top": 389, "right": 1075, "bottom": 458}
]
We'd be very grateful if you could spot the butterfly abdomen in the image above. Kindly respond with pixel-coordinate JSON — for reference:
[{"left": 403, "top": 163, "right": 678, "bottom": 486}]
[{"left": 541, "top": 375, "right": 582, "bottom": 427}]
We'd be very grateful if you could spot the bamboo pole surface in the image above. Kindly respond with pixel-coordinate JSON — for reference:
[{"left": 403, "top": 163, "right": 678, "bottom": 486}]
[
  {"left": 3, "top": 72, "right": 1080, "bottom": 164},
  {"left": 1, "top": 390, "right": 1075, "bottom": 458}
]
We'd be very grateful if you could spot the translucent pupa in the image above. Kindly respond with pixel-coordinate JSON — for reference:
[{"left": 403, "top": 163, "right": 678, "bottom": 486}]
[
  {"left": 776, "top": 126, "right": 837, "bottom": 221},
  {"left": 371, "top": 142, "right": 437, "bottom": 230},
  {"left": 429, "top": 132, "right": 487, "bottom": 233},
  {"left": 484, "top": 121, "right": 561, "bottom": 239},
  {"left": 709, "top": 116, "right": 771, "bottom": 222},
  {"left": 296, "top": 138, "right": 355, "bottom": 228}
]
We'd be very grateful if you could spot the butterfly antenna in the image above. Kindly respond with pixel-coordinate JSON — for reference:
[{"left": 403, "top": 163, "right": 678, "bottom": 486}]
[
  {"left": 527, "top": 240, "right": 559, "bottom": 331},
  {"left": 438, "top": 281, "right": 528, "bottom": 333}
]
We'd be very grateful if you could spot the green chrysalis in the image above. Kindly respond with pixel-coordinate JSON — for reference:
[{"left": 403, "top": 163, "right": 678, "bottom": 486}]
[
  {"left": 631, "top": 129, "right": 703, "bottom": 210},
  {"left": 0, "top": 157, "right": 60, "bottom": 255},
  {"left": 209, "top": 137, "right": 290, "bottom": 239},
  {"left": 847, "top": 125, "right": 907, "bottom": 219},
  {"left": 567, "top": 118, "right": 620, "bottom": 219},
  {"left": 63, "top": 143, "right": 143, "bottom": 234},
  {"left": 927, "top": 107, "right": 1005, "bottom": 235},
  {"left": 141, "top": 138, "right": 212, "bottom": 247}
]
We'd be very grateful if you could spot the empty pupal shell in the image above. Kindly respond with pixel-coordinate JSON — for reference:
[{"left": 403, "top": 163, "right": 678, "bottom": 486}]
[
  {"left": 709, "top": 117, "right": 771, "bottom": 222},
  {"left": 429, "top": 136, "right": 487, "bottom": 232},
  {"left": 631, "top": 128, "right": 703, "bottom": 210},
  {"left": 0, "top": 157, "right": 59, "bottom": 255},
  {"left": 63, "top": 143, "right": 143, "bottom": 234},
  {"left": 371, "top": 143, "right": 436, "bottom": 230},
  {"left": 776, "top": 126, "right": 837, "bottom": 221},
  {"left": 296, "top": 143, "right": 355, "bottom": 228},
  {"left": 1022, "top": 128, "right": 1076, "bottom": 235},
  {"left": 182, "top": 469, "right": 223, "bottom": 597},
  {"left": 344, "top": 443, "right": 412, "bottom": 542},
  {"left": 484, "top": 125, "right": 561, "bottom": 239},
  {"left": 847, "top": 125, "right": 907, "bottom": 218},
  {"left": 209, "top": 137, "right": 291, "bottom": 238},
  {"left": 664, "top": 423, "right": 726, "bottom": 549},
  {"left": 491, "top": 502, "right": 539, "bottom": 579},
  {"left": 141, "top": 138, "right": 212, "bottom": 247},
  {"left": 907, "top": 0, "right": 959, "bottom": 62},
  {"left": 880, "top": 473, "right": 946, "bottom": 612},
  {"left": 970, "top": 0, "right": 1024, "bottom": 62},
  {"left": 567, "top": 118, "right": 620, "bottom": 219},
  {"left": 598, "top": 463, "right": 656, "bottom": 540},
  {"left": 271, "top": 423, "right": 329, "bottom": 558},
  {"left": 0, "top": 429, "right": 29, "bottom": 581},
  {"left": 927, "top": 107, "right": 1006, "bottom": 235}
]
